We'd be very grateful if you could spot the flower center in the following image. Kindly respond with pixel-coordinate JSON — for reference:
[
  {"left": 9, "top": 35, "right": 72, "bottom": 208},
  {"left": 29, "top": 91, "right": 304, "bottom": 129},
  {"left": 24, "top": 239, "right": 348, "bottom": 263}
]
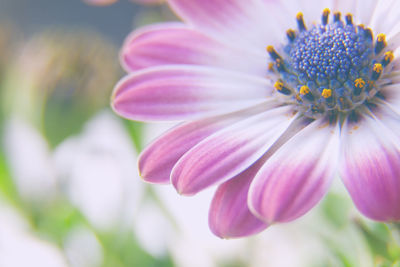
[{"left": 267, "top": 9, "right": 394, "bottom": 120}]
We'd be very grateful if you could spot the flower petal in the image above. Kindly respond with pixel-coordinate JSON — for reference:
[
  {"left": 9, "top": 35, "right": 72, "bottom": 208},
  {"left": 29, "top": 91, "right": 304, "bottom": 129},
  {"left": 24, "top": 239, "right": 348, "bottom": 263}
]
[
  {"left": 166, "top": 0, "right": 283, "bottom": 49},
  {"left": 339, "top": 108, "right": 400, "bottom": 221},
  {"left": 370, "top": 0, "right": 399, "bottom": 36},
  {"left": 332, "top": 0, "right": 357, "bottom": 17},
  {"left": 121, "top": 23, "right": 266, "bottom": 75},
  {"left": 112, "top": 65, "right": 272, "bottom": 121},
  {"left": 209, "top": 159, "right": 268, "bottom": 239},
  {"left": 139, "top": 102, "right": 278, "bottom": 184},
  {"left": 171, "top": 106, "right": 297, "bottom": 195},
  {"left": 380, "top": 84, "right": 400, "bottom": 115},
  {"left": 249, "top": 119, "right": 340, "bottom": 224}
]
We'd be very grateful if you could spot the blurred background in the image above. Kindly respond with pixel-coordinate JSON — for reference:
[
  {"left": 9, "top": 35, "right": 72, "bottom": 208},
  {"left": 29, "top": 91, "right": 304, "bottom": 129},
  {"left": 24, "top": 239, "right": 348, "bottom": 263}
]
[{"left": 0, "top": 0, "right": 399, "bottom": 266}]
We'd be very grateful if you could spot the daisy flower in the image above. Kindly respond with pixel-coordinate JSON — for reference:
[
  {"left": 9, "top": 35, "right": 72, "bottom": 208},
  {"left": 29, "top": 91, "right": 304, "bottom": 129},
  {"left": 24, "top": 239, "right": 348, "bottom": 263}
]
[{"left": 112, "top": 0, "right": 400, "bottom": 238}]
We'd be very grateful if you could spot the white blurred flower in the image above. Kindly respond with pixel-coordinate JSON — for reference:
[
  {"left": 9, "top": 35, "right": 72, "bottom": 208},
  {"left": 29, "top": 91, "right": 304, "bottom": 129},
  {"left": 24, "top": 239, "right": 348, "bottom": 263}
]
[
  {"left": 64, "top": 227, "right": 103, "bottom": 267},
  {"left": 0, "top": 201, "right": 68, "bottom": 267},
  {"left": 3, "top": 117, "right": 57, "bottom": 203},
  {"left": 155, "top": 186, "right": 246, "bottom": 267},
  {"left": 133, "top": 200, "right": 173, "bottom": 257},
  {"left": 53, "top": 111, "right": 143, "bottom": 231}
]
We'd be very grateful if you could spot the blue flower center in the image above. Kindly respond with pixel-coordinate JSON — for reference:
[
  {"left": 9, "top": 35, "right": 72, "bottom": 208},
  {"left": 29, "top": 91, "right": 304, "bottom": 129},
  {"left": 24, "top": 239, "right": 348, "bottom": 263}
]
[
  {"left": 289, "top": 23, "right": 370, "bottom": 81},
  {"left": 267, "top": 10, "right": 394, "bottom": 120}
]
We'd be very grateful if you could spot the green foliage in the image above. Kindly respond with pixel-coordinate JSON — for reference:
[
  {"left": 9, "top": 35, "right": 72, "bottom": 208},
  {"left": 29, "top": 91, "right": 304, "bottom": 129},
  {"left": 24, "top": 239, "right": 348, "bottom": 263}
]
[
  {"left": 355, "top": 220, "right": 400, "bottom": 265},
  {"left": 0, "top": 150, "right": 20, "bottom": 205},
  {"left": 100, "top": 231, "right": 174, "bottom": 267},
  {"left": 321, "top": 193, "right": 351, "bottom": 229},
  {"left": 43, "top": 94, "right": 96, "bottom": 147},
  {"left": 122, "top": 119, "right": 144, "bottom": 152}
]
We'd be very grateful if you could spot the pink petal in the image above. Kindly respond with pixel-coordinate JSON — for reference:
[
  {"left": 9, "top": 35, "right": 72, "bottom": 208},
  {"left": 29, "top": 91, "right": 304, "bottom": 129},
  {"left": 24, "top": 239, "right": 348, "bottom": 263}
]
[
  {"left": 112, "top": 65, "right": 271, "bottom": 121},
  {"left": 249, "top": 120, "right": 340, "bottom": 224},
  {"left": 172, "top": 106, "right": 297, "bottom": 195},
  {"left": 340, "top": 108, "right": 400, "bottom": 221},
  {"left": 121, "top": 23, "right": 266, "bottom": 75},
  {"left": 209, "top": 159, "right": 268, "bottom": 239},
  {"left": 166, "top": 0, "right": 281, "bottom": 49},
  {"left": 139, "top": 102, "right": 277, "bottom": 184}
]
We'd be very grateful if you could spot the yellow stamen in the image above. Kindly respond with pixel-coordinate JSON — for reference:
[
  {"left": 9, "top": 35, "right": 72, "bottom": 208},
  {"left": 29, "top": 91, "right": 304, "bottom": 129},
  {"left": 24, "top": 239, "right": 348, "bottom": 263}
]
[
  {"left": 333, "top": 12, "right": 341, "bottom": 22},
  {"left": 371, "top": 63, "right": 383, "bottom": 80},
  {"left": 377, "top": 33, "right": 386, "bottom": 43},
  {"left": 321, "top": 89, "right": 332, "bottom": 98},
  {"left": 286, "top": 29, "right": 296, "bottom": 41},
  {"left": 323, "top": 8, "right": 330, "bottom": 15},
  {"left": 300, "top": 85, "right": 310, "bottom": 95},
  {"left": 274, "top": 81, "right": 283, "bottom": 91},
  {"left": 266, "top": 45, "right": 281, "bottom": 61},
  {"left": 322, "top": 8, "right": 330, "bottom": 25},
  {"left": 354, "top": 78, "right": 365, "bottom": 88},
  {"left": 373, "top": 63, "right": 383, "bottom": 73},
  {"left": 345, "top": 13, "right": 353, "bottom": 25},
  {"left": 296, "top": 12, "right": 306, "bottom": 31},
  {"left": 274, "top": 80, "right": 291, "bottom": 95},
  {"left": 384, "top": 51, "right": 394, "bottom": 63},
  {"left": 296, "top": 12, "right": 303, "bottom": 20},
  {"left": 375, "top": 33, "right": 387, "bottom": 54}
]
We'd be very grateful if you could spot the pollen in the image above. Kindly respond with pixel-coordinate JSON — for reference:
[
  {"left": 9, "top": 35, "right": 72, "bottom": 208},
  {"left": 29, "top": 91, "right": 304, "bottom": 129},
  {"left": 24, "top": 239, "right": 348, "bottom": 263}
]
[
  {"left": 354, "top": 78, "right": 365, "bottom": 88},
  {"left": 377, "top": 33, "right": 386, "bottom": 42},
  {"left": 384, "top": 51, "right": 394, "bottom": 61},
  {"left": 266, "top": 45, "right": 281, "bottom": 61},
  {"left": 373, "top": 63, "right": 383, "bottom": 73},
  {"left": 372, "top": 63, "right": 383, "bottom": 80},
  {"left": 299, "top": 85, "right": 310, "bottom": 95},
  {"left": 321, "top": 89, "right": 332, "bottom": 98},
  {"left": 382, "top": 51, "right": 394, "bottom": 66},
  {"left": 375, "top": 33, "right": 387, "bottom": 54},
  {"left": 274, "top": 81, "right": 283, "bottom": 90},
  {"left": 274, "top": 80, "right": 291, "bottom": 95}
]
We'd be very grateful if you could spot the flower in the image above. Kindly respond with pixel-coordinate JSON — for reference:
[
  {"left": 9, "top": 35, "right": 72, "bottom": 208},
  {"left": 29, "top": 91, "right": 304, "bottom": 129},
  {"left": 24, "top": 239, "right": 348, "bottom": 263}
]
[
  {"left": 0, "top": 203, "right": 68, "bottom": 267},
  {"left": 112, "top": 0, "right": 400, "bottom": 238},
  {"left": 53, "top": 111, "right": 143, "bottom": 231}
]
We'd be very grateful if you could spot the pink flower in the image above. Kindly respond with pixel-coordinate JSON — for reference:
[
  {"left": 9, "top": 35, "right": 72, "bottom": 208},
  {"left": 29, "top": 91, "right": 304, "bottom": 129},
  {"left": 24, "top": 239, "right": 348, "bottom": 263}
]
[{"left": 112, "top": 0, "right": 400, "bottom": 238}]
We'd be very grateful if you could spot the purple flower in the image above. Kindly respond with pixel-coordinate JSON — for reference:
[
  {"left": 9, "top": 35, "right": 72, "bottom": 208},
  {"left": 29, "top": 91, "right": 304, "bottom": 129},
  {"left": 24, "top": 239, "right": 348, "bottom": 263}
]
[{"left": 112, "top": 0, "right": 400, "bottom": 238}]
